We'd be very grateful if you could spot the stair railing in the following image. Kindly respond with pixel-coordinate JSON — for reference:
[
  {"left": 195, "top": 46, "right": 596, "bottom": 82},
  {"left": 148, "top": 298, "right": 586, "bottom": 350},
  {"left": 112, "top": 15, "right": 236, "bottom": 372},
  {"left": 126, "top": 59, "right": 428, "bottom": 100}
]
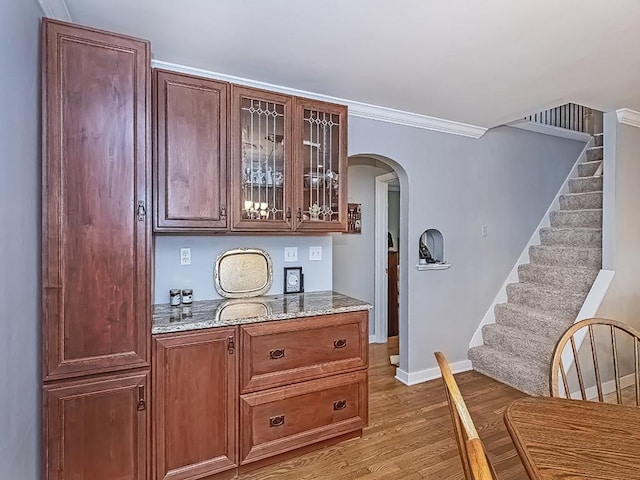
[{"left": 525, "top": 103, "right": 602, "bottom": 134}]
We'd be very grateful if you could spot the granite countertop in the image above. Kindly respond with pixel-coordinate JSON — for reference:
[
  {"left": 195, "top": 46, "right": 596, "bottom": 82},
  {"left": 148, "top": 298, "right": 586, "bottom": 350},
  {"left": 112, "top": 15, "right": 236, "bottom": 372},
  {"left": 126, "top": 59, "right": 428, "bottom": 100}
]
[{"left": 152, "top": 290, "right": 371, "bottom": 335}]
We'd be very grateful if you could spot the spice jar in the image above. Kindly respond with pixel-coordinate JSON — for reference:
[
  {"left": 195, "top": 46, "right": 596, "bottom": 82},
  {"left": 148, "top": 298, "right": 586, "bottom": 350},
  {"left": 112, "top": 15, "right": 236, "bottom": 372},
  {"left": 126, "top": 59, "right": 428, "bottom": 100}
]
[
  {"left": 181, "top": 289, "right": 193, "bottom": 304},
  {"left": 170, "top": 289, "right": 181, "bottom": 306}
]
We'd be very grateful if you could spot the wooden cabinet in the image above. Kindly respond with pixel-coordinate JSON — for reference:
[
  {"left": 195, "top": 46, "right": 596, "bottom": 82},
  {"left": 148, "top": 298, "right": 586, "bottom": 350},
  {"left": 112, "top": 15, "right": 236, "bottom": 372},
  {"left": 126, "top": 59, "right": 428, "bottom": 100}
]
[
  {"left": 294, "top": 98, "right": 348, "bottom": 232},
  {"left": 240, "top": 311, "right": 368, "bottom": 393},
  {"left": 388, "top": 250, "right": 399, "bottom": 337},
  {"left": 153, "top": 328, "right": 238, "bottom": 480},
  {"left": 42, "top": 19, "right": 151, "bottom": 381},
  {"left": 154, "top": 70, "right": 229, "bottom": 231},
  {"left": 239, "top": 371, "right": 367, "bottom": 464},
  {"left": 43, "top": 371, "right": 150, "bottom": 480},
  {"left": 230, "top": 85, "right": 294, "bottom": 231},
  {"left": 42, "top": 19, "right": 152, "bottom": 480}
]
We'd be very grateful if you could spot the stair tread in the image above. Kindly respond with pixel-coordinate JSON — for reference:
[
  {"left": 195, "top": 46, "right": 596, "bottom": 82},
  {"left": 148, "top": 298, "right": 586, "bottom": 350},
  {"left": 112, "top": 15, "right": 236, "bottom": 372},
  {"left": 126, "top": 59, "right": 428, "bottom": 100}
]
[
  {"left": 507, "top": 281, "right": 586, "bottom": 297},
  {"left": 496, "top": 302, "right": 574, "bottom": 323},
  {"left": 519, "top": 263, "right": 599, "bottom": 274},
  {"left": 561, "top": 191, "right": 603, "bottom": 196},
  {"left": 484, "top": 322, "right": 555, "bottom": 344},
  {"left": 531, "top": 244, "right": 601, "bottom": 252}
]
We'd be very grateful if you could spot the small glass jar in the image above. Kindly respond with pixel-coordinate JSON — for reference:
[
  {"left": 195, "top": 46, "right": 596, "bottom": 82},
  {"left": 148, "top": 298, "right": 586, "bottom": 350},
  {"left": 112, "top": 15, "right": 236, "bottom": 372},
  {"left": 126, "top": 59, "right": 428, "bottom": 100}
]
[
  {"left": 170, "top": 289, "right": 181, "bottom": 306},
  {"left": 181, "top": 289, "right": 193, "bottom": 304}
]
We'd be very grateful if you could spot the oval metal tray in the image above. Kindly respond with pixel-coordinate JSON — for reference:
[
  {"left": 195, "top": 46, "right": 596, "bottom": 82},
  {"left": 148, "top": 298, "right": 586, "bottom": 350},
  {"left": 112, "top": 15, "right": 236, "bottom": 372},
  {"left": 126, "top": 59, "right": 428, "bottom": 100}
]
[{"left": 214, "top": 248, "right": 273, "bottom": 298}]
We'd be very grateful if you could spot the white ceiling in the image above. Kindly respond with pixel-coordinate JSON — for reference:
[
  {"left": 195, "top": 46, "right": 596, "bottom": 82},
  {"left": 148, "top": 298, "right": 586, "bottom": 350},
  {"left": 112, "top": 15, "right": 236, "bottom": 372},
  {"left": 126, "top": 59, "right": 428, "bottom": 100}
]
[{"left": 61, "top": 0, "right": 640, "bottom": 128}]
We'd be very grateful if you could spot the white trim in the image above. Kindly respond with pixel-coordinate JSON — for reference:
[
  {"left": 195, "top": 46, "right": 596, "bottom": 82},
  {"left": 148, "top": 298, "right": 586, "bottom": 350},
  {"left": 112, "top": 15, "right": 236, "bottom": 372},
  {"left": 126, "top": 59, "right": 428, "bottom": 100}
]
[
  {"left": 469, "top": 138, "right": 593, "bottom": 348},
  {"left": 508, "top": 119, "right": 593, "bottom": 142},
  {"left": 395, "top": 360, "right": 473, "bottom": 386},
  {"left": 37, "top": 0, "right": 72, "bottom": 20},
  {"left": 152, "top": 60, "right": 488, "bottom": 139},
  {"left": 565, "top": 372, "right": 633, "bottom": 400},
  {"left": 369, "top": 334, "right": 379, "bottom": 344},
  {"left": 416, "top": 262, "right": 451, "bottom": 271},
  {"left": 373, "top": 172, "right": 397, "bottom": 343},
  {"left": 616, "top": 108, "right": 640, "bottom": 129}
]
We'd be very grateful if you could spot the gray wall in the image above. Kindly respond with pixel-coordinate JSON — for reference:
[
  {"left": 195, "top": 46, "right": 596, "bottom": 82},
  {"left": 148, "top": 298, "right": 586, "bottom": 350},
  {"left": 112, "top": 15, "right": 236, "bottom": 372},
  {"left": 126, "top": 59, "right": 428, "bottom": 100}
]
[
  {"left": 0, "top": 1, "right": 42, "bottom": 478},
  {"left": 348, "top": 118, "right": 585, "bottom": 373},
  {"left": 333, "top": 161, "right": 393, "bottom": 333},
  {"left": 154, "top": 236, "right": 332, "bottom": 304},
  {"left": 597, "top": 114, "right": 640, "bottom": 329}
]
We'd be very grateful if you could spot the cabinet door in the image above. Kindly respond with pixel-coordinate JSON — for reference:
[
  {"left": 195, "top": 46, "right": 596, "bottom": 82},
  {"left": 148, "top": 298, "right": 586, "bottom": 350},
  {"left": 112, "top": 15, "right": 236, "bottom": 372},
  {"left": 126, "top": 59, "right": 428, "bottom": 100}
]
[
  {"left": 294, "top": 98, "right": 348, "bottom": 232},
  {"left": 154, "top": 328, "right": 238, "bottom": 480},
  {"left": 230, "top": 86, "right": 294, "bottom": 231},
  {"left": 154, "top": 70, "right": 229, "bottom": 231},
  {"left": 44, "top": 371, "right": 149, "bottom": 480},
  {"left": 42, "top": 19, "right": 151, "bottom": 380}
]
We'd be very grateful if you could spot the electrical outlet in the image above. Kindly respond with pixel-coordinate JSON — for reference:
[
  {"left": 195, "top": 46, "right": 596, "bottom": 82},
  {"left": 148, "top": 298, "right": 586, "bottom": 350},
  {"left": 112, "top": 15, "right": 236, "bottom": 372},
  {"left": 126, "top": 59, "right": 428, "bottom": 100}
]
[
  {"left": 284, "top": 247, "right": 298, "bottom": 262},
  {"left": 309, "top": 246, "right": 322, "bottom": 261},
  {"left": 180, "top": 247, "right": 191, "bottom": 265},
  {"left": 481, "top": 225, "right": 488, "bottom": 237}
]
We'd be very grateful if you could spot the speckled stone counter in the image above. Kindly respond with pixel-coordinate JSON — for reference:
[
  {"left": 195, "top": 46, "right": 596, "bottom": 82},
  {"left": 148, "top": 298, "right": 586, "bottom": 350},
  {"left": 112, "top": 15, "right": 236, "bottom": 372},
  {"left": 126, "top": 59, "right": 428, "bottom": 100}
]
[{"left": 152, "top": 290, "right": 371, "bottom": 335}]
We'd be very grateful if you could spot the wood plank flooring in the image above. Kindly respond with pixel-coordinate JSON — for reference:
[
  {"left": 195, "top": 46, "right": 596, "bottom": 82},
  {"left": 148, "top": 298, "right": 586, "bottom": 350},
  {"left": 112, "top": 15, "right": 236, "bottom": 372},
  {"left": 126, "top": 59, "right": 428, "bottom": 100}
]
[{"left": 237, "top": 339, "right": 529, "bottom": 479}]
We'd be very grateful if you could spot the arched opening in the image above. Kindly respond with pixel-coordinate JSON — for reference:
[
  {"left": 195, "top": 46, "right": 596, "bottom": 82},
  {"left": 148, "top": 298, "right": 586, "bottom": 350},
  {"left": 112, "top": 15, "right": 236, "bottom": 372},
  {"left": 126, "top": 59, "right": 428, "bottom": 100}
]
[{"left": 332, "top": 153, "right": 409, "bottom": 378}]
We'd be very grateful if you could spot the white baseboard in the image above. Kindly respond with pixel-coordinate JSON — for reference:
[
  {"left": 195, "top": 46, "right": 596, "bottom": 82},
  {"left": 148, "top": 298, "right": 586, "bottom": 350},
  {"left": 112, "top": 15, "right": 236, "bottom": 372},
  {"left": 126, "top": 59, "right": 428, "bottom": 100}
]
[
  {"left": 395, "top": 360, "right": 473, "bottom": 386},
  {"left": 369, "top": 334, "right": 381, "bottom": 344},
  {"left": 568, "top": 373, "right": 635, "bottom": 400}
]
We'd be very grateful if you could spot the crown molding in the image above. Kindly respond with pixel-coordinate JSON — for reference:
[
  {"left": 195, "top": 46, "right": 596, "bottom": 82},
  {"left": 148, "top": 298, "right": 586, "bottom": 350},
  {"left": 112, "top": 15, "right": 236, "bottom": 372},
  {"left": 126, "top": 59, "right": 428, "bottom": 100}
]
[
  {"left": 616, "top": 108, "right": 640, "bottom": 129},
  {"left": 152, "top": 60, "right": 488, "bottom": 139},
  {"left": 37, "top": 0, "right": 72, "bottom": 21}
]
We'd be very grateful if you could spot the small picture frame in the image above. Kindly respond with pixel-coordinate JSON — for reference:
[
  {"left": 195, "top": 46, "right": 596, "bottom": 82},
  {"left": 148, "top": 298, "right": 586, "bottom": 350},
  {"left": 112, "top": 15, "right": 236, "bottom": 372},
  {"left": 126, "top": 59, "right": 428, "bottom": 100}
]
[{"left": 283, "top": 267, "right": 304, "bottom": 294}]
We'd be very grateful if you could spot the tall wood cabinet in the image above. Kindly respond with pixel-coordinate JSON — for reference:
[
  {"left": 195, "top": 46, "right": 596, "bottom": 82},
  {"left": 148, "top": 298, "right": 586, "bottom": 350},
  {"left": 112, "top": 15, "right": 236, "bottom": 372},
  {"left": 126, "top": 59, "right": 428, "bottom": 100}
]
[{"left": 42, "top": 19, "right": 151, "bottom": 479}]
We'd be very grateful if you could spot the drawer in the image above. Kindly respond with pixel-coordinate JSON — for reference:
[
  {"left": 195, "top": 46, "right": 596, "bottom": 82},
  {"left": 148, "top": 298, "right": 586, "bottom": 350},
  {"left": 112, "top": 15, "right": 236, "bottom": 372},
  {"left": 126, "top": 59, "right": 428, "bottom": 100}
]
[
  {"left": 239, "top": 371, "right": 368, "bottom": 464},
  {"left": 240, "top": 311, "right": 368, "bottom": 392}
]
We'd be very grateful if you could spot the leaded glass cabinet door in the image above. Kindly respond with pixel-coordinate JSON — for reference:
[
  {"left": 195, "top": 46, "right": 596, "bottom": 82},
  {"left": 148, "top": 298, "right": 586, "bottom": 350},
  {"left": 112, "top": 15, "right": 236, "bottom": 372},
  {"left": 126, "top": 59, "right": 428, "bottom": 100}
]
[
  {"left": 294, "top": 98, "right": 348, "bottom": 232},
  {"left": 231, "top": 86, "right": 293, "bottom": 231}
]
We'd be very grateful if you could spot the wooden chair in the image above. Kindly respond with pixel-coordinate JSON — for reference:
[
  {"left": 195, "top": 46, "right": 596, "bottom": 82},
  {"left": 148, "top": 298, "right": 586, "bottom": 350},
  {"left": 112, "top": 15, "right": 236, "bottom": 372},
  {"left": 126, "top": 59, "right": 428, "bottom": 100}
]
[
  {"left": 550, "top": 317, "right": 640, "bottom": 405},
  {"left": 434, "top": 352, "right": 498, "bottom": 480}
]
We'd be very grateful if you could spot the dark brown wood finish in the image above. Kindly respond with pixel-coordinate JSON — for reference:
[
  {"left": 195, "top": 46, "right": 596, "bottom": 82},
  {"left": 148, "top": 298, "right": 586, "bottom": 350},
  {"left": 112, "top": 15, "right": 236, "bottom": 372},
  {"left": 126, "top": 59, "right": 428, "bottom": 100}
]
[
  {"left": 230, "top": 85, "right": 294, "bottom": 231},
  {"left": 240, "top": 311, "right": 368, "bottom": 393},
  {"left": 505, "top": 396, "right": 640, "bottom": 480},
  {"left": 153, "top": 328, "right": 238, "bottom": 480},
  {"left": 43, "top": 370, "right": 150, "bottom": 480},
  {"left": 293, "top": 97, "right": 348, "bottom": 232},
  {"left": 387, "top": 250, "right": 399, "bottom": 337},
  {"left": 240, "top": 371, "right": 368, "bottom": 465},
  {"left": 42, "top": 19, "right": 151, "bottom": 381},
  {"left": 154, "top": 69, "right": 229, "bottom": 231}
]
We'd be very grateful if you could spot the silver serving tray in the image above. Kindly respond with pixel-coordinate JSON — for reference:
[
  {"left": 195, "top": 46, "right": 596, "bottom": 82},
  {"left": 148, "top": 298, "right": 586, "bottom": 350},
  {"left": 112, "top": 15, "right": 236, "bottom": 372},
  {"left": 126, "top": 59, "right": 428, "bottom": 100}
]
[{"left": 214, "top": 248, "right": 273, "bottom": 298}]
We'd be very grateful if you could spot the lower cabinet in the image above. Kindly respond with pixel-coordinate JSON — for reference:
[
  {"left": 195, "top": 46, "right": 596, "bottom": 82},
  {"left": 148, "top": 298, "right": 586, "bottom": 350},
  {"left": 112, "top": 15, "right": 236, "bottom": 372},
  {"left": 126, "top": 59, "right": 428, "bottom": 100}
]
[
  {"left": 153, "top": 328, "right": 238, "bottom": 480},
  {"left": 43, "top": 371, "right": 150, "bottom": 480}
]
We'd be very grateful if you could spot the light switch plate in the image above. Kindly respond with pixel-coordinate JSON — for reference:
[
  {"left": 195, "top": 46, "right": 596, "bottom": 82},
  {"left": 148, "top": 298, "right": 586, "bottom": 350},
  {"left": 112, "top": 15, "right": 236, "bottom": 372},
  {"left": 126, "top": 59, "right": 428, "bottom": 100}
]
[
  {"left": 309, "top": 246, "right": 322, "bottom": 261},
  {"left": 284, "top": 247, "right": 298, "bottom": 262}
]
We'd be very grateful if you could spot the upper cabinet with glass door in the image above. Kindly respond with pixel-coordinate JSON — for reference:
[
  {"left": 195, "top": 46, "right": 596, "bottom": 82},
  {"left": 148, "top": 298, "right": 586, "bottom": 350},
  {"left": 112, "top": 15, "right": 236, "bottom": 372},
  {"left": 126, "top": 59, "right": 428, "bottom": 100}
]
[
  {"left": 230, "top": 86, "right": 293, "bottom": 231},
  {"left": 294, "top": 98, "right": 348, "bottom": 232}
]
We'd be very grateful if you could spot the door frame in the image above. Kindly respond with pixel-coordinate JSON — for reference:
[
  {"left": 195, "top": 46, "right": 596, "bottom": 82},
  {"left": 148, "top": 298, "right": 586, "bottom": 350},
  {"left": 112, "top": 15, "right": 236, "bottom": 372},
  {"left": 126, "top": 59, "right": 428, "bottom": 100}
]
[{"left": 373, "top": 172, "right": 398, "bottom": 343}]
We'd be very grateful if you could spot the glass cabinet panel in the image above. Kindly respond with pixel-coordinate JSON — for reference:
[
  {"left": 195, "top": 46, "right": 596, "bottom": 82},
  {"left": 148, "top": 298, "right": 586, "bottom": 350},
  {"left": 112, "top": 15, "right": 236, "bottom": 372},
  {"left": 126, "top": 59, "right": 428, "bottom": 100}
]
[
  {"left": 231, "top": 87, "right": 292, "bottom": 230},
  {"left": 296, "top": 100, "right": 347, "bottom": 231}
]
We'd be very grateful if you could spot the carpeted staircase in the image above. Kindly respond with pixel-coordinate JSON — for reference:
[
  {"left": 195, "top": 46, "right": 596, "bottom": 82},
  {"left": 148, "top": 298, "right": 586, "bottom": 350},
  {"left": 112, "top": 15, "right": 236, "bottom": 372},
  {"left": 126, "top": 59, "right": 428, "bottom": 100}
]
[{"left": 469, "top": 134, "right": 603, "bottom": 396}]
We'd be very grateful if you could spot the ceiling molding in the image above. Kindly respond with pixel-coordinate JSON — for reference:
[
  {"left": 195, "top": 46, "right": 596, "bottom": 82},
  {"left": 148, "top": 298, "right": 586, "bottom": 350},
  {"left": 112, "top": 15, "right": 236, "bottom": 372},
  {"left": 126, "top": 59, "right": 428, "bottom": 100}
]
[
  {"left": 152, "top": 60, "right": 488, "bottom": 139},
  {"left": 616, "top": 108, "right": 640, "bottom": 129},
  {"left": 508, "top": 119, "right": 592, "bottom": 142},
  {"left": 37, "top": 0, "right": 72, "bottom": 21}
]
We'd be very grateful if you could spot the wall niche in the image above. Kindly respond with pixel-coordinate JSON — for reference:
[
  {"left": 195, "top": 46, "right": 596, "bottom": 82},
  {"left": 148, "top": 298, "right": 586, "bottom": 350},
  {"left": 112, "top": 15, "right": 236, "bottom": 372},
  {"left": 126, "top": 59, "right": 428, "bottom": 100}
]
[{"left": 417, "top": 228, "right": 450, "bottom": 270}]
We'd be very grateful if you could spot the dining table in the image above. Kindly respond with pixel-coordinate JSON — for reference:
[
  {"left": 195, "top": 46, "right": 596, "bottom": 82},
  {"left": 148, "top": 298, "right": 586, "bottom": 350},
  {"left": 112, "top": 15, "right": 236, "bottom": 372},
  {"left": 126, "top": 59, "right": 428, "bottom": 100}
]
[{"left": 504, "top": 396, "right": 640, "bottom": 480}]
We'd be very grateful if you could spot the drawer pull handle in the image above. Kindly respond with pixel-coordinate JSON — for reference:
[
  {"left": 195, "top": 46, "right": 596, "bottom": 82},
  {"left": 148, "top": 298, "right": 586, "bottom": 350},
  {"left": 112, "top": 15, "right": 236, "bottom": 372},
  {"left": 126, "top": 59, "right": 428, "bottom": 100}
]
[
  {"left": 333, "top": 400, "right": 347, "bottom": 411},
  {"left": 270, "top": 415, "right": 285, "bottom": 427},
  {"left": 334, "top": 339, "right": 347, "bottom": 349},
  {"left": 270, "top": 348, "right": 285, "bottom": 359}
]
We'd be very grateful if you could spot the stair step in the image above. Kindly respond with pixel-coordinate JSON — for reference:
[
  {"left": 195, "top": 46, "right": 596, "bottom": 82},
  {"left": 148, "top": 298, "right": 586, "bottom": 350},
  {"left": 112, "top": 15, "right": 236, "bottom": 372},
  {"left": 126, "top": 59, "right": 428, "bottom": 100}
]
[
  {"left": 518, "top": 263, "right": 599, "bottom": 292},
  {"left": 569, "top": 176, "right": 603, "bottom": 193},
  {"left": 494, "top": 302, "right": 575, "bottom": 339},
  {"left": 594, "top": 133, "right": 603, "bottom": 147},
  {"left": 469, "top": 345, "right": 549, "bottom": 396},
  {"left": 506, "top": 282, "right": 586, "bottom": 315},
  {"left": 587, "top": 146, "right": 603, "bottom": 161},
  {"left": 577, "top": 161, "right": 602, "bottom": 177},
  {"left": 550, "top": 209, "right": 602, "bottom": 228},
  {"left": 559, "top": 191, "right": 602, "bottom": 210},
  {"left": 482, "top": 323, "right": 556, "bottom": 366},
  {"left": 539, "top": 227, "right": 601, "bottom": 248},
  {"left": 529, "top": 244, "right": 601, "bottom": 268}
]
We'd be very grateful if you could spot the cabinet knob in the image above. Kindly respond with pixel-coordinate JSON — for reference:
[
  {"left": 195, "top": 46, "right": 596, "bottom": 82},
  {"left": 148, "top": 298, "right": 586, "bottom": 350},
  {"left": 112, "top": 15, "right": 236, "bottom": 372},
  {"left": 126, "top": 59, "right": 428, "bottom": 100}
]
[
  {"left": 137, "top": 385, "right": 146, "bottom": 411},
  {"left": 333, "top": 339, "right": 347, "bottom": 349},
  {"left": 270, "top": 348, "right": 285, "bottom": 359},
  {"left": 220, "top": 206, "right": 227, "bottom": 218},
  {"left": 296, "top": 208, "right": 302, "bottom": 221},
  {"left": 333, "top": 400, "right": 347, "bottom": 411},
  {"left": 286, "top": 207, "right": 292, "bottom": 220},
  {"left": 136, "top": 200, "right": 146, "bottom": 221},
  {"left": 269, "top": 415, "right": 285, "bottom": 427}
]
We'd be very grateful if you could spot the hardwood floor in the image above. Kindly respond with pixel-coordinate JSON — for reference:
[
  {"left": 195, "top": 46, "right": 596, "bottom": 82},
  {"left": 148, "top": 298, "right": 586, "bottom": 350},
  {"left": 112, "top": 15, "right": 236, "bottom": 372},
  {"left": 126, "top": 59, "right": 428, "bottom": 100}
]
[{"left": 237, "top": 340, "right": 529, "bottom": 480}]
